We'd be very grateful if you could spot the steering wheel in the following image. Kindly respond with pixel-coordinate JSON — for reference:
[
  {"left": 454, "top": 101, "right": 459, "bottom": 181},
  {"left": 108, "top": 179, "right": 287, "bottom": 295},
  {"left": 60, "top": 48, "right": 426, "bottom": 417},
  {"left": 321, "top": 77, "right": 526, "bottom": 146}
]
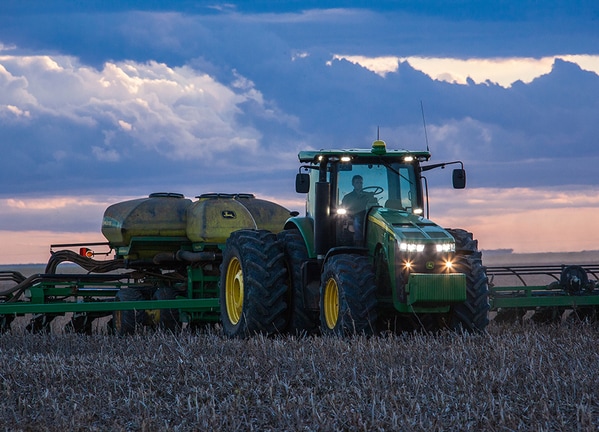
[{"left": 362, "top": 186, "right": 384, "bottom": 195}]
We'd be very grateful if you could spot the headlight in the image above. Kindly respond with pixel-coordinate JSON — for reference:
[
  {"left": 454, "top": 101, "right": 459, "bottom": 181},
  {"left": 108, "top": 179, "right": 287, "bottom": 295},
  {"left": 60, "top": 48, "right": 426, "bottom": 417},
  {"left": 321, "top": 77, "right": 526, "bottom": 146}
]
[
  {"left": 399, "top": 242, "right": 425, "bottom": 253},
  {"left": 436, "top": 243, "right": 455, "bottom": 253},
  {"left": 399, "top": 242, "right": 455, "bottom": 253}
]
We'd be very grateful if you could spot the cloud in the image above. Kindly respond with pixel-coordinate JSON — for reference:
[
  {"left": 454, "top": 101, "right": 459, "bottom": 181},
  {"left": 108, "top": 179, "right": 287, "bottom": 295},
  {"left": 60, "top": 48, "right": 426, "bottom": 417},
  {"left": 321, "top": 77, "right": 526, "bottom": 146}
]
[
  {"left": 0, "top": 55, "right": 266, "bottom": 160},
  {"left": 0, "top": 196, "right": 116, "bottom": 232},
  {"left": 2, "top": 48, "right": 599, "bottom": 200},
  {"left": 0, "top": 52, "right": 296, "bottom": 160},
  {"left": 332, "top": 54, "right": 599, "bottom": 87},
  {"left": 0, "top": 52, "right": 303, "bottom": 196},
  {"left": 1, "top": 104, "right": 30, "bottom": 118}
]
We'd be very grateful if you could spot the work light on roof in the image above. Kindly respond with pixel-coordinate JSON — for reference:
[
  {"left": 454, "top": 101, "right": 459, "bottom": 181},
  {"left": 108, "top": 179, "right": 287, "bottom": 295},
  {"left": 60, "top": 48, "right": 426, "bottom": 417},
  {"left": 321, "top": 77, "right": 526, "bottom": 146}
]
[{"left": 371, "top": 139, "right": 387, "bottom": 154}]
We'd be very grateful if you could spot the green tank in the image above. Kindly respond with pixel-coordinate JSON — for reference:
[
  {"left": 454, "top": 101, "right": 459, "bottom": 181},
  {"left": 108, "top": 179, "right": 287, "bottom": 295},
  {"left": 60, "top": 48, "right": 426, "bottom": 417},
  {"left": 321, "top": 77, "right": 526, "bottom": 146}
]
[
  {"left": 102, "top": 192, "right": 292, "bottom": 248},
  {"left": 101, "top": 192, "right": 192, "bottom": 247},
  {"left": 186, "top": 193, "right": 290, "bottom": 243}
]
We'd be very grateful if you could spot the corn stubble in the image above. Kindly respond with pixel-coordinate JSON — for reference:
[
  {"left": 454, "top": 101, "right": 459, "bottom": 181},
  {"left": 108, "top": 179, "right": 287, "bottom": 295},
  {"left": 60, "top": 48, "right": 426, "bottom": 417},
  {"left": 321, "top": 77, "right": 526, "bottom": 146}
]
[{"left": 1, "top": 322, "right": 598, "bottom": 431}]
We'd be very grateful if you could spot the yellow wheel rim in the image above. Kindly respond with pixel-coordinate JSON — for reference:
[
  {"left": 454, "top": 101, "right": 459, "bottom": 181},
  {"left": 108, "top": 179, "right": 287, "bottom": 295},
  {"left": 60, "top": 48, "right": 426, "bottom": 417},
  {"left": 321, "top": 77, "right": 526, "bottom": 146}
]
[
  {"left": 323, "top": 278, "right": 339, "bottom": 330},
  {"left": 145, "top": 309, "right": 160, "bottom": 326},
  {"left": 225, "top": 256, "right": 244, "bottom": 325},
  {"left": 113, "top": 310, "right": 123, "bottom": 332}
]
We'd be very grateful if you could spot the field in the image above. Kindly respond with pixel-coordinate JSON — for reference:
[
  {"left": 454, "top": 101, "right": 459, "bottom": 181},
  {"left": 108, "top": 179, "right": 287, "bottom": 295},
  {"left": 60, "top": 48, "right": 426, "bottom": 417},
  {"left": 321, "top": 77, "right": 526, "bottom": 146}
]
[
  {"left": 1, "top": 252, "right": 599, "bottom": 430},
  {"left": 1, "top": 323, "right": 598, "bottom": 431}
]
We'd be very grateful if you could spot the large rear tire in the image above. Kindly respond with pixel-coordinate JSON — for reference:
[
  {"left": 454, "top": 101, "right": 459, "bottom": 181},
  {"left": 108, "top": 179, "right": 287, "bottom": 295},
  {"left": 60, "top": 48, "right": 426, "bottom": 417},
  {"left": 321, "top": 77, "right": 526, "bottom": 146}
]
[
  {"left": 320, "top": 254, "right": 378, "bottom": 336},
  {"left": 278, "top": 229, "right": 320, "bottom": 335},
  {"left": 220, "top": 230, "right": 288, "bottom": 338},
  {"left": 446, "top": 228, "right": 489, "bottom": 332}
]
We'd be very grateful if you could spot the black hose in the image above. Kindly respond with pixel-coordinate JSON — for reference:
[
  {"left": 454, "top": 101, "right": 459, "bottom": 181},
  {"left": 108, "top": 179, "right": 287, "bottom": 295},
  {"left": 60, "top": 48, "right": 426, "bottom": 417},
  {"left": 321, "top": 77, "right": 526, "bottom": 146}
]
[
  {"left": 45, "top": 250, "right": 125, "bottom": 274},
  {"left": 152, "top": 250, "right": 220, "bottom": 264},
  {"left": 176, "top": 250, "right": 219, "bottom": 262},
  {"left": 0, "top": 273, "right": 44, "bottom": 299},
  {"left": 0, "top": 272, "right": 135, "bottom": 301}
]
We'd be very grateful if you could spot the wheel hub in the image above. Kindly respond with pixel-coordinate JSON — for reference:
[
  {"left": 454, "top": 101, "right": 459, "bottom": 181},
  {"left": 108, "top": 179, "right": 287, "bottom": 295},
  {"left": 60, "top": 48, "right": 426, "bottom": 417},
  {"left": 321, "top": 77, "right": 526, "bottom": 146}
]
[
  {"left": 225, "top": 257, "right": 244, "bottom": 325},
  {"left": 323, "top": 278, "right": 339, "bottom": 329}
]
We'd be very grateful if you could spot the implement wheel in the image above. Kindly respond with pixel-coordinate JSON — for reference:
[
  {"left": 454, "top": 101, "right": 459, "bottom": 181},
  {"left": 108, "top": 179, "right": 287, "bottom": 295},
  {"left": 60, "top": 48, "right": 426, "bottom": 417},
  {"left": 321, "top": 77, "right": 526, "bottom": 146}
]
[
  {"left": 26, "top": 314, "right": 56, "bottom": 334},
  {"left": 220, "top": 230, "right": 288, "bottom": 338},
  {"left": 65, "top": 312, "right": 94, "bottom": 335},
  {"left": 320, "top": 254, "right": 378, "bottom": 336},
  {"left": 0, "top": 314, "right": 15, "bottom": 333},
  {"left": 148, "top": 287, "right": 182, "bottom": 333},
  {"left": 112, "top": 288, "right": 147, "bottom": 336},
  {"left": 446, "top": 228, "right": 490, "bottom": 332}
]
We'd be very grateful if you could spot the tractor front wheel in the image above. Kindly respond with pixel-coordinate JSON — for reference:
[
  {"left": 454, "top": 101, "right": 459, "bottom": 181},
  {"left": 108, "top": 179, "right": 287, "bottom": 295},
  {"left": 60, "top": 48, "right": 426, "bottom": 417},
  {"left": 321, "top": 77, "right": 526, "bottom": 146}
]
[
  {"left": 220, "top": 230, "right": 288, "bottom": 338},
  {"left": 446, "top": 228, "right": 490, "bottom": 332},
  {"left": 319, "top": 254, "right": 378, "bottom": 336}
]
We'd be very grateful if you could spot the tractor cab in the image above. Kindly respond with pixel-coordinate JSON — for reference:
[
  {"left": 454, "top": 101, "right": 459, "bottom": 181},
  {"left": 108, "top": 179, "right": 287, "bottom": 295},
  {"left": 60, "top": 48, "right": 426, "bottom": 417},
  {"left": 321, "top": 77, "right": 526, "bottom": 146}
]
[{"left": 295, "top": 139, "right": 465, "bottom": 256}]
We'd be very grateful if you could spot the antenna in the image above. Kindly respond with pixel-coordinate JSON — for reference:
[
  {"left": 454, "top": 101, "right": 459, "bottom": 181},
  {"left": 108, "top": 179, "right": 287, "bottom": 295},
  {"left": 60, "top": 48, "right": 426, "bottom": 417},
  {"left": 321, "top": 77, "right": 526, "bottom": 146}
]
[
  {"left": 420, "top": 100, "right": 430, "bottom": 152},
  {"left": 377, "top": 125, "right": 380, "bottom": 140}
]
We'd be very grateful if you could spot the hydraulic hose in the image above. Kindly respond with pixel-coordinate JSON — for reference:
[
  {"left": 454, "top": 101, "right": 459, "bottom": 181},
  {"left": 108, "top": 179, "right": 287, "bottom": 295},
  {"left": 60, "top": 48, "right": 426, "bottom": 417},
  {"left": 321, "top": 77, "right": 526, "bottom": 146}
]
[
  {"left": 152, "top": 250, "right": 220, "bottom": 264},
  {"left": 45, "top": 250, "right": 126, "bottom": 274}
]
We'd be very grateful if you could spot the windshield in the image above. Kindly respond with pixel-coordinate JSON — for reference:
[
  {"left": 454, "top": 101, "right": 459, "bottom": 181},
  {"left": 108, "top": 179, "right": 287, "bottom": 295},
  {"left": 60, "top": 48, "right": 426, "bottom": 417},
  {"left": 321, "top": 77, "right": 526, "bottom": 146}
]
[
  {"left": 337, "top": 163, "right": 418, "bottom": 213},
  {"left": 305, "top": 162, "right": 419, "bottom": 218}
]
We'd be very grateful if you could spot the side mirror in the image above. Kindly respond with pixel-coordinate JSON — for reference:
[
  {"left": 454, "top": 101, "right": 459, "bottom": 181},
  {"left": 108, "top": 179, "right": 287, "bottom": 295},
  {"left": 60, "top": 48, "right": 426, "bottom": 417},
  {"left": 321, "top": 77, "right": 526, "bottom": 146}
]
[
  {"left": 452, "top": 169, "right": 466, "bottom": 189},
  {"left": 296, "top": 173, "right": 310, "bottom": 193}
]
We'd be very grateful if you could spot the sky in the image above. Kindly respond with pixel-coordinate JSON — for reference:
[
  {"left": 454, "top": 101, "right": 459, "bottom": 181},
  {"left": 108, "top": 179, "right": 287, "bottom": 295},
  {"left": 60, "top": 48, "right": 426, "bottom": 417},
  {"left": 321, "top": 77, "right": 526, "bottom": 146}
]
[{"left": 1, "top": 1, "right": 599, "bottom": 264}]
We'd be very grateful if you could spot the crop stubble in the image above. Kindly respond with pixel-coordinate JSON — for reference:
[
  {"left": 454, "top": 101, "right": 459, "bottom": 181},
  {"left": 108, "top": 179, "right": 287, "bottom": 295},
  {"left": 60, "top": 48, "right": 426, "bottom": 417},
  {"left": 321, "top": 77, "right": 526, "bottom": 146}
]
[
  {"left": 1, "top": 254, "right": 598, "bottom": 430},
  {"left": 1, "top": 321, "right": 598, "bottom": 431}
]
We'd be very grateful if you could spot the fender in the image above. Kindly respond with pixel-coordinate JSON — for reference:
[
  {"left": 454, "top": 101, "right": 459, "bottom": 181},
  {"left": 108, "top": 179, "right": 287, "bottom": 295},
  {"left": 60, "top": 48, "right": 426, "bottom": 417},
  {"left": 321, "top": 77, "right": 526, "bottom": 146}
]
[{"left": 284, "top": 216, "right": 316, "bottom": 258}]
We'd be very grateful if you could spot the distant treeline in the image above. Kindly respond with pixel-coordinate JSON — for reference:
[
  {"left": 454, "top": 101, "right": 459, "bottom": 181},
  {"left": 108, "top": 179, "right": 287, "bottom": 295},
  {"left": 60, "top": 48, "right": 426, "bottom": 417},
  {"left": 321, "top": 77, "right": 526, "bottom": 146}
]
[{"left": 481, "top": 248, "right": 514, "bottom": 255}]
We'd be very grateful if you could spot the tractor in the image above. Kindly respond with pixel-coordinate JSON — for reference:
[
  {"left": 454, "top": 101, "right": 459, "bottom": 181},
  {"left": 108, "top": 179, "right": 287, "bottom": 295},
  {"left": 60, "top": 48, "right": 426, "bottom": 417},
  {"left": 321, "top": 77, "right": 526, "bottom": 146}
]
[
  {"left": 3, "top": 141, "right": 598, "bottom": 336},
  {"left": 219, "top": 140, "right": 490, "bottom": 337}
]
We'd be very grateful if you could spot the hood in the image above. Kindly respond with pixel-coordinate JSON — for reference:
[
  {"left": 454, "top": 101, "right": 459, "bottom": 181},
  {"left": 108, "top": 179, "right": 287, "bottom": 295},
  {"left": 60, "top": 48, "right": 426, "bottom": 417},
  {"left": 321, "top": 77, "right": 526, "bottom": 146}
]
[{"left": 368, "top": 207, "right": 455, "bottom": 244}]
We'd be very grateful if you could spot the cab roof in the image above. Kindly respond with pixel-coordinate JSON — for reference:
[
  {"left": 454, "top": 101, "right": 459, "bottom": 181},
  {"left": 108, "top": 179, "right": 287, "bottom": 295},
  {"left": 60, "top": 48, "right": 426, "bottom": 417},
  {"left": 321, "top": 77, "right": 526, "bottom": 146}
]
[{"left": 298, "top": 140, "right": 431, "bottom": 164}]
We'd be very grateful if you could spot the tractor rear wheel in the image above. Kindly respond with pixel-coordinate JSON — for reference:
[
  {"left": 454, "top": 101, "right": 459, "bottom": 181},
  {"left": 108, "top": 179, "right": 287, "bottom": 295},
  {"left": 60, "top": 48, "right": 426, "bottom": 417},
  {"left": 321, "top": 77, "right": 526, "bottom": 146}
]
[
  {"left": 220, "top": 230, "right": 288, "bottom": 338},
  {"left": 278, "top": 229, "right": 320, "bottom": 335},
  {"left": 446, "top": 228, "right": 490, "bottom": 332},
  {"left": 319, "top": 254, "right": 378, "bottom": 336}
]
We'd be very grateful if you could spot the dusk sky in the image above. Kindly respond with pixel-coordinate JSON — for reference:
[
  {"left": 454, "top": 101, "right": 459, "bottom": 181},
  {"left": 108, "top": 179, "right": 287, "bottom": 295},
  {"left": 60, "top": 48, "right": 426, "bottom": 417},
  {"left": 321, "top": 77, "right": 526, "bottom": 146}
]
[{"left": 1, "top": 1, "right": 599, "bottom": 264}]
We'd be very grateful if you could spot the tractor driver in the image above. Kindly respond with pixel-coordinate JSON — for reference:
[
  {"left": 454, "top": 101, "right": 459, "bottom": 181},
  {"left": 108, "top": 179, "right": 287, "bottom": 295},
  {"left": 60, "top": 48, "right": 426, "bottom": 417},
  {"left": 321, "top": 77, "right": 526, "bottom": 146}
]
[{"left": 341, "top": 175, "right": 378, "bottom": 245}]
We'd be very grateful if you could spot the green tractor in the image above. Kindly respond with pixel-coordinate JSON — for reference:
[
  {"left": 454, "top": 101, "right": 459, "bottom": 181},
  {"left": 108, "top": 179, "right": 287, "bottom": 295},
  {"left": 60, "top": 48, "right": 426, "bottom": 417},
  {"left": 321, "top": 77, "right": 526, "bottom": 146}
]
[{"left": 220, "top": 139, "right": 490, "bottom": 337}]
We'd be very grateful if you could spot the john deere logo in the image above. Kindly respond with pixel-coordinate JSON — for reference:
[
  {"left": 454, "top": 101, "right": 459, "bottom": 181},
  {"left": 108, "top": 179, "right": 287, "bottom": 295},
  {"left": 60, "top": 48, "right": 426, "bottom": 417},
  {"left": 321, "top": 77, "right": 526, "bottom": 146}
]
[
  {"left": 426, "top": 261, "right": 435, "bottom": 270},
  {"left": 222, "top": 210, "right": 236, "bottom": 219}
]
